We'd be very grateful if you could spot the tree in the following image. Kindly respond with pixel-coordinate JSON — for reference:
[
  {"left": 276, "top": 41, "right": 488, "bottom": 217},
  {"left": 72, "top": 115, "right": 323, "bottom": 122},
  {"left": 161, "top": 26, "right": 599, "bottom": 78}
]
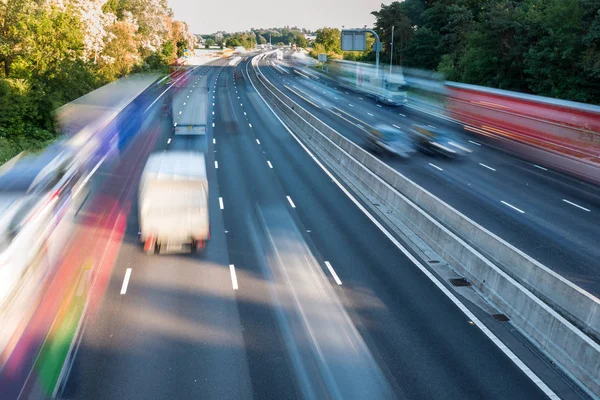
[
  {"left": 257, "top": 35, "right": 267, "bottom": 44},
  {"left": 68, "top": 0, "right": 115, "bottom": 63},
  {"left": 372, "top": 1, "right": 421, "bottom": 65},
  {"left": 369, "top": 0, "right": 600, "bottom": 104},
  {"left": 403, "top": 27, "right": 442, "bottom": 70},
  {"left": 22, "top": 4, "right": 85, "bottom": 79},
  {"left": 295, "top": 33, "right": 308, "bottom": 48},
  {"left": 205, "top": 38, "right": 216, "bottom": 48},
  {"left": 314, "top": 27, "right": 341, "bottom": 53},
  {"left": 226, "top": 36, "right": 243, "bottom": 48},
  {"left": 98, "top": 11, "right": 140, "bottom": 80},
  {"left": 0, "top": 0, "right": 199, "bottom": 162},
  {"left": 0, "top": 0, "right": 36, "bottom": 77},
  {"left": 522, "top": 0, "right": 592, "bottom": 101}
]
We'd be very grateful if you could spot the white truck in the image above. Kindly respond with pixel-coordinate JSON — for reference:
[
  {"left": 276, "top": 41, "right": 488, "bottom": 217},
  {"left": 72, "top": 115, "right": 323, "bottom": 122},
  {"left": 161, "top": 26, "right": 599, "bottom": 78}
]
[
  {"left": 172, "top": 76, "right": 208, "bottom": 135},
  {"left": 138, "top": 152, "right": 209, "bottom": 254}
]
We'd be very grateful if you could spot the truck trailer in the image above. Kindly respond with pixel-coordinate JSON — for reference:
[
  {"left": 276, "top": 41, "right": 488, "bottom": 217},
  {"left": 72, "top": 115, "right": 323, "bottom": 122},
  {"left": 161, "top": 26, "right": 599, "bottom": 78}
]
[
  {"left": 172, "top": 76, "right": 208, "bottom": 135},
  {"left": 139, "top": 151, "right": 209, "bottom": 254}
]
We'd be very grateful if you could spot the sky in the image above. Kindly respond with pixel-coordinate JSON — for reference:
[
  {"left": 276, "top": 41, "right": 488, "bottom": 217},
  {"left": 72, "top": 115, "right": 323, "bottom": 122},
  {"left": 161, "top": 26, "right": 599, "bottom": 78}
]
[{"left": 168, "top": 0, "right": 385, "bottom": 34}]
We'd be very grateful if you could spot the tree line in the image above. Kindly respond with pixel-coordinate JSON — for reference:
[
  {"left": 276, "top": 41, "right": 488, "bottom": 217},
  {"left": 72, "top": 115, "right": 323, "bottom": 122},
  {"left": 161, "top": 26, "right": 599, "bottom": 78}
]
[
  {"left": 0, "top": 0, "right": 196, "bottom": 162},
  {"left": 372, "top": 0, "right": 600, "bottom": 104},
  {"left": 309, "top": 1, "right": 600, "bottom": 104},
  {"left": 201, "top": 27, "right": 313, "bottom": 50}
]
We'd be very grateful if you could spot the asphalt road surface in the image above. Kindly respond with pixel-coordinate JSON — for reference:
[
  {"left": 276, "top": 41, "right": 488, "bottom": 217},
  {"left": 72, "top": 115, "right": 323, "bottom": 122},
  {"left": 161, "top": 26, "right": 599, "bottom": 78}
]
[
  {"left": 258, "top": 55, "right": 600, "bottom": 297},
  {"left": 57, "top": 56, "right": 587, "bottom": 400}
]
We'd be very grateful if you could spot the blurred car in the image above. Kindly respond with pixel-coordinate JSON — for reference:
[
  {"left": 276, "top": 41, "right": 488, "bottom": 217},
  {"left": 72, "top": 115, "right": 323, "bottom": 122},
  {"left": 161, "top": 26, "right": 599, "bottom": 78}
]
[
  {"left": 410, "top": 124, "right": 472, "bottom": 158},
  {"left": 0, "top": 150, "right": 89, "bottom": 306},
  {"left": 367, "top": 124, "right": 416, "bottom": 158},
  {"left": 374, "top": 86, "right": 408, "bottom": 107}
]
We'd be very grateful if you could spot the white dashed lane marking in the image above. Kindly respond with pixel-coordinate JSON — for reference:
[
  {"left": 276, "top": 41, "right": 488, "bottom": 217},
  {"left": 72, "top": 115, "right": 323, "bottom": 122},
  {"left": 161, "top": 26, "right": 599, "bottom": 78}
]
[
  {"left": 501, "top": 201, "right": 525, "bottom": 214},
  {"left": 562, "top": 199, "right": 591, "bottom": 212},
  {"left": 287, "top": 196, "right": 296, "bottom": 208},
  {"left": 120, "top": 268, "right": 132, "bottom": 295}
]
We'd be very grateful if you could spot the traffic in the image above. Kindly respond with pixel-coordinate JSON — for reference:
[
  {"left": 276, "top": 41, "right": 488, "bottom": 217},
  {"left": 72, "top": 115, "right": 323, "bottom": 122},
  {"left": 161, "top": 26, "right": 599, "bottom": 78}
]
[{"left": 0, "top": 43, "right": 598, "bottom": 400}]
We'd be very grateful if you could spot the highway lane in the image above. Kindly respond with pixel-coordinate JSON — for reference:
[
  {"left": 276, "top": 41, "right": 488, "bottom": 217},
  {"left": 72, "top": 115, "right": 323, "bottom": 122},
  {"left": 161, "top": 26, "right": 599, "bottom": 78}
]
[
  {"left": 259, "top": 56, "right": 600, "bottom": 296},
  {"left": 60, "top": 60, "right": 254, "bottom": 400},
  {"left": 211, "top": 62, "right": 302, "bottom": 400},
  {"left": 228, "top": 57, "right": 562, "bottom": 399}
]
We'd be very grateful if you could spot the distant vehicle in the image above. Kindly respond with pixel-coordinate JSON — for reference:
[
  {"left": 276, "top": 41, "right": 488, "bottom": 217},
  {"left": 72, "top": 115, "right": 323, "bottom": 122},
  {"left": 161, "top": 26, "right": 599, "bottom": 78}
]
[
  {"left": 138, "top": 152, "right": 209, "bottom": 254},
  {"left": 172, "top": 76, "right": 208, "bottom": 135},
  {"left": 410, "top": 124, "right": 472, "bottom": 158},
  {"left": 367, "top": 124, "right": 415, "bottom": 158},
  {"left": 446, "top": 81, "right": 600, "bottom": 184},
  {"left": 375, "top": 89, "right": 408, "bottom": 107},
  {"left": 374, "top": 80, "right": 408, "bottom": 107}
]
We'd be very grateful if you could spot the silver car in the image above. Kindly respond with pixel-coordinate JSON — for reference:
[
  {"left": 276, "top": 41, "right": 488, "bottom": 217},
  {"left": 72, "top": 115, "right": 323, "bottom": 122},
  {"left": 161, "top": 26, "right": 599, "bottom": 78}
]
[{"left": 367, "top": 125, "right": 416, "bottom": 158}]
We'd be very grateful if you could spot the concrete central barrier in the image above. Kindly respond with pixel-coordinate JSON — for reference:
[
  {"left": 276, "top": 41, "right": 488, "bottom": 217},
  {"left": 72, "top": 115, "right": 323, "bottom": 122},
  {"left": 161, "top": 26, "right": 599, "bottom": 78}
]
[{"left": 248, "top": 55, "right": 600, "bottom": 398}]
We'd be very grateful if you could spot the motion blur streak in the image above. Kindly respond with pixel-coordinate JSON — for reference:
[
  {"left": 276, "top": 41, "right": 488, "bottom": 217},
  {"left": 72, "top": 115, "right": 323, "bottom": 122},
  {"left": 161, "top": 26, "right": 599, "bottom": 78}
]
[
  {"left": 0, "top": 125, "right": 161, "bottom": 399},
  {"left": 252, "top": 205, "right": 396, "bottom": 400}
]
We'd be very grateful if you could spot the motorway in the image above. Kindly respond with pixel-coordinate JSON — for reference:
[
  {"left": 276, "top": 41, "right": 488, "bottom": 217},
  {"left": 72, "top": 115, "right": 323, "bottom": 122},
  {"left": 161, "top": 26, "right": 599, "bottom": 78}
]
[
  {"left": 257, "top": 54, "right": 600, "bottom": 296},
  {"left": 55, "top": 55, "right": 588, "bottom": 400}
]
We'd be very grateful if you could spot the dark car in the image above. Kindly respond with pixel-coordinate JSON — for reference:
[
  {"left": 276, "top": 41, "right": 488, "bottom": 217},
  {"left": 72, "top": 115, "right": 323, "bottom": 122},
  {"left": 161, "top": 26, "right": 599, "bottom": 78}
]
[{"left": 410, "top": 124, "right": 472, "bottom": 158}]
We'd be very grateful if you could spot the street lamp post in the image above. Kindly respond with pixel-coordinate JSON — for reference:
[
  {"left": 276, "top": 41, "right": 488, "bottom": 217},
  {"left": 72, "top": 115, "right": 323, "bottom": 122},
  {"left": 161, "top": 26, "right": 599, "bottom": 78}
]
[{"left": 389, "top": 25, "right": 394, "bottom": 86}]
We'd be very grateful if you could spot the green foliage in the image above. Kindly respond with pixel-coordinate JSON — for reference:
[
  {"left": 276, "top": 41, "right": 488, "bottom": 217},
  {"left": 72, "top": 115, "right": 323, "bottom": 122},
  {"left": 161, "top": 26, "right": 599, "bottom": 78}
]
[
  {"left": 225, "top": 33, "right": 256, "bottom": 49},
  {"left": 370, "top": 0, "right": 600, "bottom": 104},
  {"left": 226, "top": 37, "right": 243, "bottom": 48},
  {"left": 250, "top": 27, "right": 310, "bottom": 46},
  {"left": 295, "top": 33, "right": 308, "bottom": 48},
  {"left": 0, "top": 0, "right": 190, "bottom": 160},
  {"left": 314, "top": 27, "right": 341, "bottom": 54},
  {"left": 403, "top": 28, "right": 442, "bottom": 70}
]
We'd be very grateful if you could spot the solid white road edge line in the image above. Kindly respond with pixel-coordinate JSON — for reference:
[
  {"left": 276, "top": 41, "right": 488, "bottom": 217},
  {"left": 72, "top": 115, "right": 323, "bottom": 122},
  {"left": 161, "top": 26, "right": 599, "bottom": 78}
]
[
  {"left": 324, "top": 261, "right": 342, "bottom": 285},
  {"left": 120, "top": 268, "right": 132, "bottom": 295},
  {"left": 246, "top": 58, "right": 558, "bottom": 399}
]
